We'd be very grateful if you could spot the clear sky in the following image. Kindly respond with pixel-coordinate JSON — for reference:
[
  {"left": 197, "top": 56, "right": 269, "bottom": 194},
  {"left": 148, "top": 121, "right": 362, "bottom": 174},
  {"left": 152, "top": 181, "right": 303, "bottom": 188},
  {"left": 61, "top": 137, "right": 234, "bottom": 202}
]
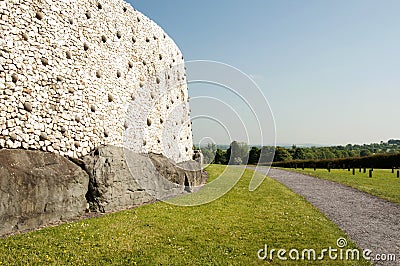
[{"left": 128, "top": 0, "right": 400, "bottom": 146}]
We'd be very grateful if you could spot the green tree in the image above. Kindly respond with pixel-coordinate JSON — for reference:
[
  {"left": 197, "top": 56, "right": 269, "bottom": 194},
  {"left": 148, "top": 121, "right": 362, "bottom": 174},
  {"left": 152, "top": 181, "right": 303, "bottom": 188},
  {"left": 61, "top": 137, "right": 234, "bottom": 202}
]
[
  {"left": 248, "top": 147, "right": 261, "bottom": 165},
  {"left": 292, "top": 148, "right": 306, "bottom": 160},
  {"left": 200, "top": 143, "right": 217, "bottom": 164},
  {"left": 273, "top": 147, "right": 292, "bottom": 162},
  {"left": 214, "top": 149, "right": 228, "bottom": 164},
  {"left": 360, "top": 149, "right": 372, "bottom": 157},
  {"left": 259, "top": 146, "right": 275, "bottom": 163},
  {"left": 227, "top": 141, "right": 249, "bottom": 165}
]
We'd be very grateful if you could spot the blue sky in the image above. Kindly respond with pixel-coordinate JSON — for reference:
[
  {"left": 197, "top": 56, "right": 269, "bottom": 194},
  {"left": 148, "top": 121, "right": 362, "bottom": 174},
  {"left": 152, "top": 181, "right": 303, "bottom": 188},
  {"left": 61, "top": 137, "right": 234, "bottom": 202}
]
[{"left": 129, "top": 0, "right": 400, "bottom": 146}]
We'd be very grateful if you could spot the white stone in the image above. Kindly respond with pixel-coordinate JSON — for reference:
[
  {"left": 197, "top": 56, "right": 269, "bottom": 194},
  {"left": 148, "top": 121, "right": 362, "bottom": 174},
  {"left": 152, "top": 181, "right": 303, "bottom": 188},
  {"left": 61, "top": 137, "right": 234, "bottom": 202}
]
[
  {"left": 0, "top": 0, "right": 193, "bottom": 162},
  {"left": 6, "top": 139, "right": 13, "bottom": 148},
  {"left": 13, "top": 141, "right": 22, "bottom": 149}
]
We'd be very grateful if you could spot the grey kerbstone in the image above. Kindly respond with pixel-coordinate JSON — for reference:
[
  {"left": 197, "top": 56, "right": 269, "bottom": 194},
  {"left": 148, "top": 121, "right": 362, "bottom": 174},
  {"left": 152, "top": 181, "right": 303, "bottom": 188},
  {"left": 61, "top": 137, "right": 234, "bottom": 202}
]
[
  {"left": 0, "top": 149, "right": 89, "bottom": 236},
  {"left": 79, "top": 146, "right": 207, "bottom": 213}
]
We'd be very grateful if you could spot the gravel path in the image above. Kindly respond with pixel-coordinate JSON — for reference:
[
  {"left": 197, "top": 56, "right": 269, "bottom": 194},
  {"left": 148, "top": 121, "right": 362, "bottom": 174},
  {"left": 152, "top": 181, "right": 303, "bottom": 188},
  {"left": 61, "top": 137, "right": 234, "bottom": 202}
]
[{"left": 250, "top": 167, "right": 400, "bottom": 265}]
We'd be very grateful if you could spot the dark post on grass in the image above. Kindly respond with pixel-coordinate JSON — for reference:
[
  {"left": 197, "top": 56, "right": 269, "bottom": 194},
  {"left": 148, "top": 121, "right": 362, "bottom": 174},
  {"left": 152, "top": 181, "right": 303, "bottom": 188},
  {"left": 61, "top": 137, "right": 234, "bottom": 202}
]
[
  {"left": 359, "top": 167, "right": 362, "bottom": 173},
  {"left": 352, "top": 168, "right": 355, "bottom": 175},
  {"left": 392, "top": 167, "right": 395, "bottom": 174},
  {"left": 397, "top": 170, "right": 399, "bottom": 178},
  {"left": 363, "top": 168, "right": 366, "bottom": 173},
  {"left": 369, "top": 169, "right": 373, "bottom": 178}
]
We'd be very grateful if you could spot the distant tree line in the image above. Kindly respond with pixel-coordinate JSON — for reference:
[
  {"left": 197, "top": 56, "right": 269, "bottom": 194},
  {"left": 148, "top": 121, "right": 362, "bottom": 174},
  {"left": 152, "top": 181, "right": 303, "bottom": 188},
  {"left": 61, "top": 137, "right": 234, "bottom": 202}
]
[
  {"left": 273, "top": 153, "right": 400, "bottom": 170},
  {"left": 197, "top": 139, "right": 400, "bottom": 165}
]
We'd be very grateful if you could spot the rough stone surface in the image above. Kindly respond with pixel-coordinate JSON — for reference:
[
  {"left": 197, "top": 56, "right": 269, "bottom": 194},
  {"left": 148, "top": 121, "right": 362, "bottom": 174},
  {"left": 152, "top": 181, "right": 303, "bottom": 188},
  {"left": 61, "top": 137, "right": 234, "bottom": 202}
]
[
  {"left": 177, "top": 159, "right": 209, "bottom": 188},
  {"left": 79, "top": 146, "right": 208, "bottom": 213},
  {"left": 0, "top": 0, "right": 193, "bottom": 162},
  {"left": 0, "top": 149, "right": 89, "bottom": 236}
]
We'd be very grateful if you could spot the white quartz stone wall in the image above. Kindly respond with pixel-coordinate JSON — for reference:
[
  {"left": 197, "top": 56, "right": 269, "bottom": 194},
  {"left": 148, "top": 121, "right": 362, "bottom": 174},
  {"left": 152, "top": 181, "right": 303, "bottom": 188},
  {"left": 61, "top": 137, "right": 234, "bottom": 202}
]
[{"left": 0, "top": 0, "right": 193, "bottom": 162}]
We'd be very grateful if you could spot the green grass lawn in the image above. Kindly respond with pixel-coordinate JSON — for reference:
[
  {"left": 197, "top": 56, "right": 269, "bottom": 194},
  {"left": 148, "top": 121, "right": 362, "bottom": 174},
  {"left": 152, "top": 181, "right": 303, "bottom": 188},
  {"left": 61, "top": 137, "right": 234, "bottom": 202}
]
[
  {"left": 285, "top": 168, "right": 400, "bottom": 204},
  {"left": 0, "top": 165, "right": 368, "bottom": 265}
]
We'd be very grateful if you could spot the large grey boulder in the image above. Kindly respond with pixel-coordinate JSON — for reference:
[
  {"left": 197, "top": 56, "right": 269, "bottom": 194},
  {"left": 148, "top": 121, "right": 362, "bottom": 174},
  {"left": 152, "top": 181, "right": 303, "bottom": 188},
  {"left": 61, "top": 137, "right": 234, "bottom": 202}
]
[
  {"left": 177, "top": 160, "right": 209, "bottom": 188},
  {"left": 80, "top": 146, "right": 208, "bottom": 213},
  {"left": 78, "top": 146, "right": 153, "bottom": 213},
  {"left": 0, "top": 149, "right": 89, "bottom": 236},
  {"left": 0, "top": 146, "right": 208, "bottom": 236}
]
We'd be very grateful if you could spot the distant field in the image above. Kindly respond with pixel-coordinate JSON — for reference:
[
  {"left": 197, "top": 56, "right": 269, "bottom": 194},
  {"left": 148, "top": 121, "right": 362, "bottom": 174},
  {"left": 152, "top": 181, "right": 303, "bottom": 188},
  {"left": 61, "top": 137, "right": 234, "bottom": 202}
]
[
  {"left": 285, "top": 168, "right": 400, "bottom": 204},
  {"left": 0, "top": 165, "right": 367, "bottom": 265}
]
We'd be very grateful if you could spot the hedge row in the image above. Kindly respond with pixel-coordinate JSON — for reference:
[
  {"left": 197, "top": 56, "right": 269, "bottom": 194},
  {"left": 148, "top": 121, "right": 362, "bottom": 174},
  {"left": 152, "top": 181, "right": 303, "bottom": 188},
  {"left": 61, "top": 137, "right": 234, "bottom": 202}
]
[{"left": 272, "top": 153, "right": 400, "bottom": 169}]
